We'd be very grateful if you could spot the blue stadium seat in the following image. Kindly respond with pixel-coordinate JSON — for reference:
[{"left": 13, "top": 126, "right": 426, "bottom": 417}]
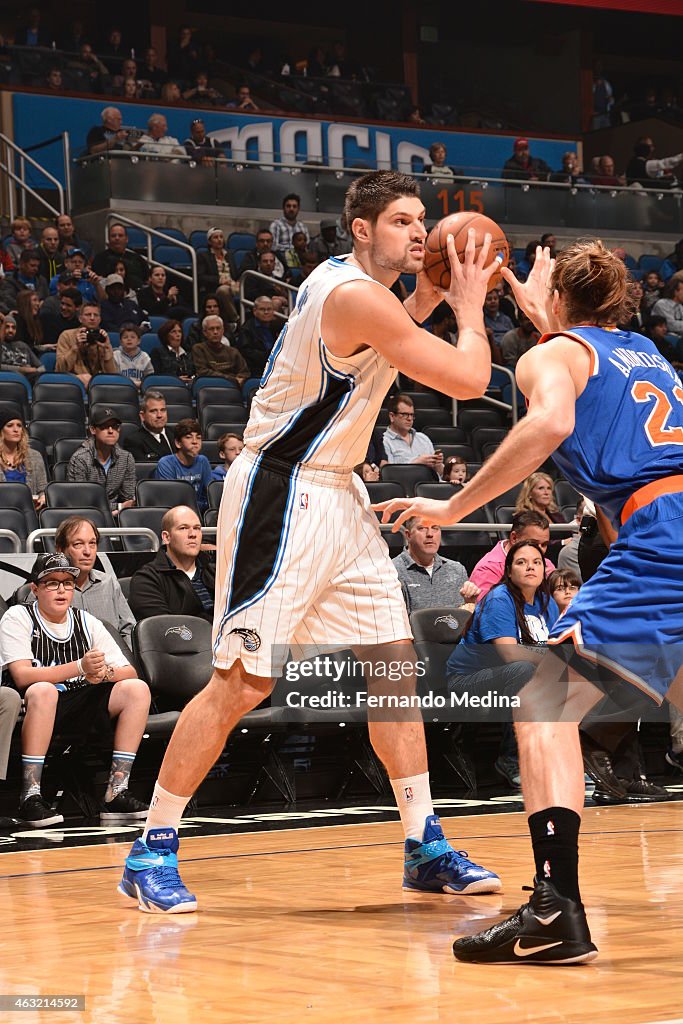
[
  {"left": 638, "top": 254, "right": 663, "bottom": 274},
  {"left": 623, "top": 253, "right": 637, "bottom": 271},
  {"left": 140, "top": 333, "right": 161, "bottom": 354},
  {"left": 108, "top": 332, "right": 120, "bottom": 348},
  {"left": 189, "top": 230, "right": 208, "bottom": 251},
  {"left": 183, "top": 317, "right": 198, "bottom": 338},
  {"left": 228, "top": 231, "right": 257, "bottom": 251},
  {"left": 31, "top": 372, "right": 86, "bottom": 398},
  {"left": 153, "top": 226, "right": 188, "bottom": 245},
  {"left": 148, "top": 316, "right": 167, "bottom": 332},
  {"left": 89, "top": 374, "right": 137, "bottom": 390},
  {"left": 40, "top": 351, "right": 57, "bottom": 371},
  {"left": 143, "top": 375, "right": 190, "bottom": 392},
  {"left": 124, "top": 227, "right": 149, "bottom": 252},
  {"left": 192, "top": 376, "right": 240, "bottom": 398},
  {"left": 153, "top": 246, "right": 192, "bottom": 271},
  {"left": 232, "top": 249, "right": 250, "bottom": 272},
  {"left": 0, "top": 370, "right": 32, "bottom": 399}
]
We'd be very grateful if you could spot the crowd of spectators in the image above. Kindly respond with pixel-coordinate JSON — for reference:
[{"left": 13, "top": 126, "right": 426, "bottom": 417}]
[{"left": 502, "top": 136, "right": 682, "bottom": 189}]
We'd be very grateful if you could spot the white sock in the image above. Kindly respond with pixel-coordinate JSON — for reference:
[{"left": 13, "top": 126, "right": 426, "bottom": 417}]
[
  {"left": 390, "top": 772, "right": 434, "bottom": 841},
  {"left": 143, "top": 782, "right": 192, "bottom": 841}
]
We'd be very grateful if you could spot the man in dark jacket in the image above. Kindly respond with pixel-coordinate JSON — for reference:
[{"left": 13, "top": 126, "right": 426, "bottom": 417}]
[
  {"left": 92, "top": 223, "right": 149, "bottom": 290},
  {"left": 123, "top": 390, "right": 173, "bottom": 462},
  {"left": 502, "top": 138, "right": 550, "bottom": 183},
  {"left": 235, "top": 295, "right": 278, "bottom": 378},
  {"left": 128, "top": 506, "right": 215, "bottom": 622}
]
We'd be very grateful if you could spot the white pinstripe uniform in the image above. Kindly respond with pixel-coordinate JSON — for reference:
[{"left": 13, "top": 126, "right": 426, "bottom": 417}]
[{"left": 212, "top": 255, "right": 412, "bottom": 677}]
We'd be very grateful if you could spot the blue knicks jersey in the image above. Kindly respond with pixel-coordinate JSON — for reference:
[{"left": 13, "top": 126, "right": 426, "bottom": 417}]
[{"left": 542, "top": 326, "right": 683, "bottom": 527}]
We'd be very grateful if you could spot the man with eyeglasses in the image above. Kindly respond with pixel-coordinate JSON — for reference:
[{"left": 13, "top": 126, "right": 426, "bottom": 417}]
[
  {"left": 383, "top": 393, "right": 444, "bottom": 475},
  {"left": 0, "top": 553, "right": 151, "bottom": 829}
]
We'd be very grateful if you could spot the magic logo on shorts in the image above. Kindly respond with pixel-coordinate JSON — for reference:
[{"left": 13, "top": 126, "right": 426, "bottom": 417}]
[{"left": 229, "top": 628, "right": 262, "bottom": 652}]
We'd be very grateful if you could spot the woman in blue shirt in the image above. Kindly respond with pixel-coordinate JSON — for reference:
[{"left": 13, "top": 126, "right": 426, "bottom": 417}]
[
  {"left": 446, "top": 540, "right": 559, "bottom": 787},
  {"left": 0, "top": 403, "right": 47, "bottom": 508}
]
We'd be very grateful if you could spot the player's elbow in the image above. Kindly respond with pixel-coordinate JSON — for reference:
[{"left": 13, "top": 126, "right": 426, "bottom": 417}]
[{"left": 444, "top": 368, "right": 490, "bottom": 400}]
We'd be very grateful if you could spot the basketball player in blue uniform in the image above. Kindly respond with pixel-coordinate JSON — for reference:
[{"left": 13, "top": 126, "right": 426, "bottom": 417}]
[
  {"left": 119, "top": 172, "right": 505, "bottom": 913},
  {"left": 377, "top": 239, "right": 683, "bottom": 963}
]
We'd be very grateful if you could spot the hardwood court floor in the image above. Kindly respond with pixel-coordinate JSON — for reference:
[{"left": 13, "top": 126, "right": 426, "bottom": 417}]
[{"left": 0, "top": 805, "right": 681, "bottom": 1024}]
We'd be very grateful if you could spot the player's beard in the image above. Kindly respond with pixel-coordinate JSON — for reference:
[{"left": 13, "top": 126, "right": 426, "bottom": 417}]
[{"left": 370, "top": 240, "right": 424, "bottom": 274}]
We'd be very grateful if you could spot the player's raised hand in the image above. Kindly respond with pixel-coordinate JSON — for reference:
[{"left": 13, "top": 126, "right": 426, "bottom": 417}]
[
  {"left": 371, "top": 495, "right": 462, "bottom": 532},
  {"left": 501, "top": 246, "right": 561, "bottom": 335},
  {"left": 443, "top": 229, "right": 504, "bottom": 317}
]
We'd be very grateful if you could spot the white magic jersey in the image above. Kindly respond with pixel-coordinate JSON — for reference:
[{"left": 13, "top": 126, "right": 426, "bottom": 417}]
[{"left": 243, "top": 255, "right": 398, "bottom": 470}]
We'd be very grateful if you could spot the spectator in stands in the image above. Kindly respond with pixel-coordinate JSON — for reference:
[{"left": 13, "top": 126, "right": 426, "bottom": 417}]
[
  {"left": 185, "top": 294, "right": 221, "bottom": 349},
  {"left": 548, "top": 568, "right": 580, "bottom": 615},
  {"left": 39, "top": 286, "right": 82, "bottom": 346},
  {"left": 111, "top": 260, "right": 138, "bottom": 302},
  {"left": 589, "top": 155, "right": 624, "bottom": 187},
  {"left": 86, "top": 107, "right": 137, "bottom": 156},
  {"left": 16, "top": 8, "right": 50, "bottom": 47},
  {"left": 499, "top": 310, "right": 539, "bottom": 368},
  {"left": 138, "top": 114, "right": 186, "bottom": 159},
  {"left": 101, "top": 26, "right": 126, "bottom": 68},
  {"left": 429, "top": 301, "right": 458, "bottom": 345},
  {"left": 642, "top": 269, "right": 664, "bottom": 312},
  {"left": 123, "top": 390, "right": 173, "bottom": 462},
  {"left": 113, "top": 323, "right": 153, "bottom": 387},
  {"left": 120, "top": 77, "right": 142, "bottom": 100},
  {"left": 154, "top": 419, "right": 212, "bottom": 512},
  {"left": 93, "top": 223, "right": 149, "bottom": 290},
  {"left": 24, "top": 516, "right": 137, "bottom": 643},
  {"left": 556, "top": 498, "right": 585, "bottom": 580},
  {"left": 592, "top": 65, "right": 614, "bottom": 130},
  {"left": 151, "top": 319, "right": 195, "bottom": 381},
  {"left": 443, "top": 455, "right": 468, "bottom": 487},
  {"left": 191, "top": 315, "right": 249, "bottom": 387},
  {"left": 11, "top": 291, "right": 44, "bottom": 351},
  {"left": 160, "top": 81, "right": 183, "bottom": 105},
  {"left": 502, "top": 138, "right": 550, "bottom": 183},
  {"left": 383, "top": 394, "right": 444, "bottom": 475},
  {"left": 619, "top": 278, "right": 646, "bottom": 333},
  {"left": 55, "top": 214, "right": 93, "bottom": 261},
  {"left": 55, "top": 301, "right": 116, "bottom": 386},
  {"left": 424, "top": 142, "right": 459, "bottom": 179},
  {"left": 0, "top": 314, "right": 44, "bottom": 379},
  {"left": 50, "top": 248, "right": 103, "bottom": 304},
  {"left": 283, "top": 231, "right": 308, "bottom": 272},
  {"left": 2, "top": 217, "right": 37, "bottom": 268},
  {"left": 549, "top": 151, "right": 586, "bottom": 185},
  {"left": 197, "top": 228, "right": 239, "bottom": 326},
  {"left": 238, "top": 229, "right": 286, "bottom": 281},
  {"left": 167, "top": 25, "right": 202, "bottom": 81},
  {"left": 515, "top": 472, "right": 566, "bottom": 524},
  {"left": 99, "top": 274, "right": 143, "bottom": 332},
  {"left": 46, "top": 66, "right": 64, "bottom": 92},
  {"left": 0, "top": 552, "right": 150, "bottom": 827},
  {"left": 270, "top": 194, "right": 309, "bottom": 259},
  {"left": 37, "top": 226, "right": 64, "bottom": 283},
  {"left": 0, "top": 250, "right": 49, "bottom": 309},
  {"left": 236, "top": 296, "right": 278, "bottom": 378},
  {"left": 310, "top": 219, "right": 348, "bottom": 261},
  {"left": 643, "top": 315, "right": 682, "bottom": 372},
  {"left": 67, "top": 407, "right": 136, "bottom": 512},
  {"left": 469, "top": 509, "right": 554, "bottom": 600},
  {"left": 183, "top": 71, "right": 223, "bottom": 106},
  {"left": 652, "top": 274, "right": 683, "bottom": 337},
  {"left": 625, "top": 137, "right": 682, "bottom": 190},
  {"left": 242, "top": 251, "right": 289, "bottom": 312},
  {"left": 299, "top": 251, "right": 319, "bottom": 282},
  {"left": 661, "top": 239, "right": 683, "bottom": 281},
  {"left": 184, "top": 118, "right": 224, "bottom": 163},
  {"left": 212, "top": 432, "right": 244, "bottom": 482},
  {"left": 483, "top": 287, "right": 514, "bottom": 349},
  {"left": 446, "top": 540, "right": 559, "bottom": 788},
  {"left": 0, "top": 683, "right": 21, "bottom": 829},
  {"left": 0, "top": 403, "right": 47, "bottom": 507},
  {"left": 393, "top": 518, "right": 478, "bottom": 613},
  {"left": 142, "top": 47, "right": 168, "bottom": 91},
  {"left": 68, "top": 42, "right": 111, "bottom": 93},
  {"left": 136, "top": 265, "right": 182, "bottom": 319},
  {"left": 226, "top": 83, "right": 260, "bottom": 111},
  {"left": 129, "top": 505, "right": 215, "bottom": 622}
]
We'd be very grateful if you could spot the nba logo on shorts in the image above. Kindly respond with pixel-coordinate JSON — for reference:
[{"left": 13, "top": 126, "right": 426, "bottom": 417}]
[
  {"left": 404, "top": 786, "right": 414, "bottom": 801},
  {"left": 300, "top": 493, "right": 309, "bottom": 510}
]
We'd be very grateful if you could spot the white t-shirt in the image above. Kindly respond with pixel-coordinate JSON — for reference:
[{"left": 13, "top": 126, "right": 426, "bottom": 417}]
[{"left": 0, "top": 605, "right": 129, "bottom": 675}]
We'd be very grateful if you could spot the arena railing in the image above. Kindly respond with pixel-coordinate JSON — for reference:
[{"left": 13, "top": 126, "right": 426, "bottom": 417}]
[
  {"left": 104, "top": 211, "right": 199, "bottom": 311},
  {"left": 238, "top": 271, "right": 299, "bottom": 324},
  {"left": 0, "top": 531, "right": 23, "bottom": 554},
  {"left": 26, "top": 527, "right": 160, "bottom": 552},
  {"left": 0, "top": 130, "right": 66, "bottom": 219}
]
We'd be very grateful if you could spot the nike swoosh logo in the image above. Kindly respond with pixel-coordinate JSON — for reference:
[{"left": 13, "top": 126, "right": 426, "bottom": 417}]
[
  {"left": 514, "top": 940, "right": 564, "bottom": 957},
  {"left": 534, "top": 911, "right": 562, "bottom": 925}
]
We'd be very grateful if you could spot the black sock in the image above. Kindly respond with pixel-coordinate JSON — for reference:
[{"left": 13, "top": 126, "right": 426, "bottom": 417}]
[{"left": 528, "top": 806, "right": 581, "bottom": 903}]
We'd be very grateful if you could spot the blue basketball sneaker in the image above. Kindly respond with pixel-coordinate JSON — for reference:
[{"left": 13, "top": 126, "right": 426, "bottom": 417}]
[
  {"left": 118, "top": 828, "right": 197, "bottom": 914},
  {"left": 403, "top": 815, "right": 502, "bottom": 895}
]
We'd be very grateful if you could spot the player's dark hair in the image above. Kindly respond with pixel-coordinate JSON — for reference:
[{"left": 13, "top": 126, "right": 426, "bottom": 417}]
[
  {"left": 344, "top": 171, "right": 420, "bottom": 233},
  {"left": 510, "top": 509, "right": 550, "bottom": 534},
  {"left": 552, "top": 238, "right": 634, "bottom": 326},
  {"left": 387, "top": 392, "right": 414, "bottom": 415}
]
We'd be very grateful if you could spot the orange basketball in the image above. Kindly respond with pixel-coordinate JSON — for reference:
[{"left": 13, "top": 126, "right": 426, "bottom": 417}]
[{"left": 423, "top": 212, "right": 509, "bottom": 289}]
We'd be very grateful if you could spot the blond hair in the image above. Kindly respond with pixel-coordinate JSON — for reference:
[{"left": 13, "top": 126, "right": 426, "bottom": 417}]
[
  {"left": 551, "top": 239, "right": 633, "bottom": 326},
  {"left": 514, "top": 472, "right": 559, "bottom": 515}
]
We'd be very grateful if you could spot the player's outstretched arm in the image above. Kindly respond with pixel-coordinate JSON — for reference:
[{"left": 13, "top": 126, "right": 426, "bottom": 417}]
[
  {"left": 500, "top": 246, "right": 562, "bottom": 336},
  {"left": 373, "top": 343, "right": 583, "bottom": 530},
  {"left": 323, "top": 229, "right": 498, "bottom": 399}
]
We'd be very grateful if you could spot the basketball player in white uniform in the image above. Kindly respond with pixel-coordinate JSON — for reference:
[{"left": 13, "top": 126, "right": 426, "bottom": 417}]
[{"left": 119, "top": 171, "right": 504, "bottom": 913}]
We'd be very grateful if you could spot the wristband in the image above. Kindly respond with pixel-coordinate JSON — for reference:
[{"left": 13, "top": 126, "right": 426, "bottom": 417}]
[{"left": 76, "top": 658, "right": 84, "bottom": 677}]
